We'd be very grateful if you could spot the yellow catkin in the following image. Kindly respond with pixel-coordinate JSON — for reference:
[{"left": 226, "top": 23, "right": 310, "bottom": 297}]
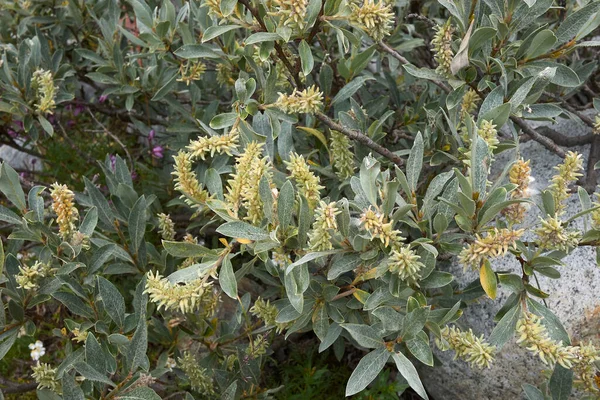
[{"left": 50, "top": 183, "right": 78, "bottom": 240}]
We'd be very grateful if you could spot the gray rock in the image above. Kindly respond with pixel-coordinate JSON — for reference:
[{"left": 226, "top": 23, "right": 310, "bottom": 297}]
[{"left": 421, "top": 113, "right": 600, "bottom": 400}]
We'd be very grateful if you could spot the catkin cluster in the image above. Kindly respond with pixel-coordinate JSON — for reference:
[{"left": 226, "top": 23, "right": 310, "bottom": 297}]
[
  {"left": 16, "top": 261, "right": 51, "bottom": 291},
  {"left": 360, "top": 207, "right": 404, "bottom": 248},
  {"left": 349, "top": 0, "right": 394, "bottom": 41},
  {"left": 504, "top": 159, "right": 531, "bottom": 224},
  {"left": 50, "top": 183, "right": 78, "bottom": 241},
  {"left": 275, "top": 85, "right": 323, "bottom": 114},
  {"left": 330, "top": 131, "right": 356, "bottom": 180},
  {"left": 225, "top": 142, "right": 272, "bottom": 223},
  {"left": 157, "top": 213, "right": 176, "bottom": 241},
  {"left": 172, "top": 151, "right": 211, "bottom": 206},
  {"left": 32, "top": 363, "right": 60, "bottom": 393},
  {"left": 437, "top": 326, "right": 496, "bottom": 369},
  {"left": 431, "top": 20, "right": 454, "bottom": 77},
  {"left": 32, "top": 69, "right": 57, "bottom": 114},
  {"left": 145, "top": 271, "right": 217, "bottom": 315},
  {"left": 178, "top": 352, "right": 215, "bottom": 396},
  {"left": 458, "top": 228, "right": 524, "bottom": 269},
  {"left": 308, "top": 201, "right": 340, "bottom": 251},
  {"left": 549, "top": 151, "right": 583, "bottom": 216},
  {"left": 286, "top": 153, "right": 323, "bottom": 208},
  {"left": 186, "top": 129, "right": 239, "bottom": 160},
  {"left": 534, "top": 216, "right": 581, "bottom": 252},
  {"left": 388, "top": 245, "right": 425, "bottom": 284}
]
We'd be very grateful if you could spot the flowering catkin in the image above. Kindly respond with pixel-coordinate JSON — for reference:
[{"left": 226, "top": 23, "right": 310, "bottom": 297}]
[
  {"left": 51, "top": 183, "right": 78, "bottom": 240},
  {"left": 460, "top": 89, "right": 480, "bottom": 122},
  {"left": 157, "top": 213, "right": 175, "bottom": 241},
  {"left": 477, "top": 120, "right": 499, "bottom": 150},
  {"left": 594, "top": 115, "right": 600, "bottom": 135},
  {"left": 437, "top": 326, "right": 496, "bottom": 369},
  {"left": 32, "top": 69, "right": 57, "bottom": 114},
  {"left": 308, "top": 201, "right": 340, "bottom": 251},
  {"left": 16, "top": 261, "right": 51, "bottom": 291},
  {"left": 360, "top": 207, "right": 404, "bottom": 248},
  {"left": 225, "top": 142, "right": 265, "bottom": 218},
  {"left": 186, "top": 129, "right": 239, "bottom": 160},
  {"left": 504, "top": 158, "right": 531, "bottom": 224},
  {"left": 458, "top": 228, "right": 524, "bottom": 269},
  {"left": 330, "top": 131, "right": 355, "bottom": 180},
  {"left": 177, "top": 60, "right": 206, "bottom": 85},
  {"left": 549, "top": 151, "right": 583, "bottom": 216},
  {"left": 32, "top": 363, "right": 60, "bottom": 392},
  {"left": 145, "top": 271, "right": 217, "bottom": 315},
  {"left": 178, "top": 352, "right": 215, "bottom": 396},
  {"left": 349, "top": 0, "right": 394, "bottom": 41},
  {"left": 431, "top": 20, "right": 454, "bottom": 77},
  {"left": 275, "top": 85, "right": 323, "bottom": 114},
  {"left": 516, "top": 312, "right": 577, "bottom": 368},
  {"left": 272, "top": 0, "right": 308, "bottom": 29},
  {"left": 172, "top": 151, "right": 211, "bottom": 206},
  {"left": 388, "top": 245, "right": 424, "bottom": 284},
  {"left": 534, "top": 216, "right": 581, "bottom": 252},
  {"left": 286, "top": 153, "right": 323, "bottom": 208}
]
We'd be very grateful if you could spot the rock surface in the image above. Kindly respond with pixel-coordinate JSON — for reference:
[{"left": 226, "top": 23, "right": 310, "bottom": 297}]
[{"left": 421, "top": 113, "right": 600, "bottom": 400}]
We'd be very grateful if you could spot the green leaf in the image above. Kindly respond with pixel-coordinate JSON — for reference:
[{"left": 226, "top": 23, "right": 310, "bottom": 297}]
[
  {"left": 278, "top": 180, "right": 295, "bottom": 230},
  {"left": 163, "top": 240, "right": 214, "bottom": 258},
  {"left": 407, "top": 132, "right": 424, "bottom": 192},
  {"left": 285, "top": 250, "right": 342, "bottom": 275},
  {"left": 219, "top": 256, "right": 238, "bottom": 299},
  {"left": 62, "top": 373, "right": 84, "bottom": 400},
  {"left": 470, "top": 136, "right": 489, "bottom": 196},
  {"left": 525, "top": 30, "right": 557, "bottom": 59},
  {"left": 331, "top": 76, "right": 374, "bottom": 105},
  {"left": 210, "top": 112, "right": 238, "bottom": 129},
  {"left": 479, "top": 102, "right": 511, "bottom": 128},
  {"left": 401, "top": 307, "right": 429, "bottom": 340},
  {"left": 38, "top": 115, "right": 54, "bottom": 135},
  {"left": 480, "top": 260, "right": 497, "bottom": 299},
  {"left": 327, "top": 253, "right": 362, "bottom": 280},
  {"left": 406, "top": 333, "right": 434, "bottom": 366},
  {"left": 345, "top": 348, "right": 390, "bottom": 396},
  {"left": 173, "top": 44, "right": 220, "bottom": 59},
  {"left": 128, "top": 195, "right": 146, "bottom": 252},
  {"left": 84, "top": 177, "right": 115, "bottom": 229},
  {"left": 489, "top": 302, "right": 521, "bottom": 348},
  {"left": 403, "top": 64, "right": 444, "bottom": 82},
  {"left": 98, "top": 277, "right": 126, "bottom": 328},
  {"left": 79, "top": 206, "right": 98, "bottom": 236},
  {"left": 202, "top": 25, "right": 241, "bottom": 42},
  {"left": 52, "top": 292, "right": 94, "bottom": 318},
  {"left": 116, "top": 387, "right": 162, "bottom": 400},
  {"left": 0, "top": 328, "right": 17, "bottom": 361},
  {"left": 245, "top": 32, "right": 282, "bottom": 45},
  {"left": 0, "top": 163, "right": 27, "bottom": 211},
  {"left": 73, "top": 362, "right": 115, "bottom": 386},
  {"left": 527, "top": 298, "right": 570, "bottom": 344},
  {"left": 0, "top": 205, "right": 21, "bottom": 225},
  {"left": 392, "top": 351, "right": 429, "bottom": 400},
  {"left": 299, "top": 40, "right": 314, "bottom": 76},
  {"left": 217, "top": 221, "right": 270, "bottom": 241},
  {"left": 523, "top": 384, "right": 546, "bottom": 400},
  {"left": 342, "top": 324, "right": 384, "bottom": 348},
  {"left": 420, "top": 271, "right": 453, "bottom": 288},
  {"left": 85, "top": 333, "right": 106, "bottom": 375},
  {"left": 549, "top": 364, "right": 573, "bottom": 400},
  {"left": 359, "top": 155, "right": 380, "bottom": 207},
  {"left": 555, "top": 1, "right": 600, "bottom": 45},
  {"left": 126, "top": 283, "right": 148, "bottom": 373},
  {"left": 0, "top": 239, "right": 3, "bottom": 278}
]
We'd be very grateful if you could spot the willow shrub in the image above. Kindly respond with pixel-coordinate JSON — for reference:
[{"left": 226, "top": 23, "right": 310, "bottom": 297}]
[{"left": 1, "top": 0, "right": 600, "bottom": 398}]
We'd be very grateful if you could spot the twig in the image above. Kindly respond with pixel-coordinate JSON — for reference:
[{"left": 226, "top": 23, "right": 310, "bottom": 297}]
[
  {"left": 510, "top": 116, "right": 567, "bottom": 158},
  {"left": 378, "top": 41, "right": 451, "bottom": 93},
  {"left": 536, "top": 126, "right": 594, "bottom": 146},
  {"left": 86, "top": 108, "right": 135, "bottom": 169},
  {"left": 316, "top": 112, "right": 405, "bottom": 167},
  {"left": 582, "top": 136, "right": 600, "bottom": 192},
  {"left": 545, "top": 92, "right": 597, "bottom": 128},
  {"left": 237, "top": 0, "right": 301, "bottom": 88}
]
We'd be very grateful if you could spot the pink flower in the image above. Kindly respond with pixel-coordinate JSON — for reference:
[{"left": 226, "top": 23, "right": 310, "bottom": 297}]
[
  {"left": 109, "top": 155, "right": 116, "bottom": 171},
  {"left": 151, "top": 145, "right": 164, "bottom": 159},
  {"left": 148, "top": 129, "right": 155, "bottom": 141},
  {"left": 98, "top": 95, "right": 108, "bottom": 103}
]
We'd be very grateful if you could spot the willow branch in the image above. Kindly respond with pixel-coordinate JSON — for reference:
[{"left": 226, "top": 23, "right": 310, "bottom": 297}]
[
  {"left": 316, "top": 112, "right": 405, "bottom": 167},
  {"left": 511, "top": 116, "right": 567, "bottom": 158}
]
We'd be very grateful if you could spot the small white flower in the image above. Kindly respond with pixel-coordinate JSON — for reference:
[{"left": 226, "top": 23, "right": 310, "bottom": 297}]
[
  {"left": 166, "top": 357, "right": 177, "bottom": 369},
  {"left": 29, "top": 340, "right": 46, "bottom": 361}
]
